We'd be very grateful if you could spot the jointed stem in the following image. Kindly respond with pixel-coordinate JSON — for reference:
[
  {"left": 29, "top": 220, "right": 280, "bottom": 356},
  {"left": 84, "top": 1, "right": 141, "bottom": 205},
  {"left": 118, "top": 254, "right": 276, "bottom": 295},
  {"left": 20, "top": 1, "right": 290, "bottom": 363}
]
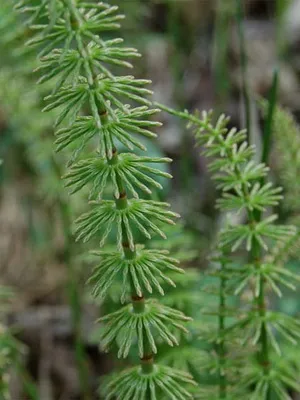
[
  {"left": 51, "top": 156, "right": 91, "bottom": 400},
  {"left": 250, "top": 67, "right": 278, "bottom": 391},
  {"left": 64, "top": 0, "right": 154, "bottom": 376},
  {"left": 248, "top": 214, "right": 270, "bottom": 398},
  {"left": 257, "top": 275, "right": 269, "bottom": 368}
]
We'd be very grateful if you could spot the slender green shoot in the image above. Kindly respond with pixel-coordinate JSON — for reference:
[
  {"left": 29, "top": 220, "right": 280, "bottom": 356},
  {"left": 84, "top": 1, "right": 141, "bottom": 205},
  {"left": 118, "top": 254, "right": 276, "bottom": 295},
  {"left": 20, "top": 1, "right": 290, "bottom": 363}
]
[{"left": 236, "top": 0, "right": 251, "bottom": 143}]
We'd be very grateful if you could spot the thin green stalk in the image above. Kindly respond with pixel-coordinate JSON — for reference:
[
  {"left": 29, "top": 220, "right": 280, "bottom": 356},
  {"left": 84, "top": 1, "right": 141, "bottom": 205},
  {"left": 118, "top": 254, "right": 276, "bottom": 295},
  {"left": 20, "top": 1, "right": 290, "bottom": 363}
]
[
  {"left": 218, "top": 266, "right": 227, "bottom": 399},
  {"left": 236, "top": 0, "right": 251, "bottom": 143},
  {"left": 64, "top": 0, "right": 154, "bottom": 375},
  {"left": 251, "top": 68, "right": 279, "bottom": 400},
  {"left": 51, "top": 156, "right": 91, "bottom": 400},
  {"left": 243, "top": 188, "right": 270, "bottom": 397},
  {"left": 255, "top": 68, "right": 279, "bottom": 223},
  {"left": 213, "top": 0, "right": 233, "bottom": 111},
  {"left": 261, "top": 68, "right": 279, "bottom": 167},
  {"left": 276, "top": 0, "right": 289, "bottom": 59},
  {"left": 239, "top": 183, "right": 270, "bottom": 398},
  {"left": 251, "top": 231, "right": 271, "bottom": 397},
  {"left": 257, "top": 270, "right": 269, "bottom": 368},
  {"left": 167, "top": 0, "right": 183, "bottom": 107},
  {"left": 166, "top": 0, "right": 194, "bottom": 192},
  {"left": 107, "top": 110, "right": 154, "bottom": 377}
]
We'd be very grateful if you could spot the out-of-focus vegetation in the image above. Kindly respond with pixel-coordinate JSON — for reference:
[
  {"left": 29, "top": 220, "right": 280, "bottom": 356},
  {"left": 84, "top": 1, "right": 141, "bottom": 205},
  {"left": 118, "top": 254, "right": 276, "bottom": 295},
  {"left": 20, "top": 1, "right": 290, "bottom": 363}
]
[{"left": 1, "top": 0, "right": 300, "bottom": 399}]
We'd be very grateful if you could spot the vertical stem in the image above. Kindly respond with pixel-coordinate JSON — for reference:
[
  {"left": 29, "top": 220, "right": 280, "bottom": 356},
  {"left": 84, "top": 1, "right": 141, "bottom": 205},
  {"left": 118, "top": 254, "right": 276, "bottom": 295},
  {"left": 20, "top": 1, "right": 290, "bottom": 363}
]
[
  {"left": 113, "top": 151, "right": 154, "bottom": 374},
  {"left": 249, "top": 218, "right": 270, "bottom": 399},
  {"left": 257, "top": 274, "right": 269, "bottom": 367},
  {"left": 218, "top": 266, "right": 227, "bottom": 399},
  {"left": 113, "top": 152, "right": 155, "bottom": 375},
  {"left": 166, "top": 0, "right": 194, "bottom": 192},
  {"left": 254, "top": 69, "right": 278, "bottom": 399},
  {"left": 261, "top": 69, "right": 279, "bottom": 167},
  {"left": 256, "top": 256, "right": 271, "bottom": 400},
  {"left": 212, "top": 126, "right": 271, "bottom": 393},
  {"left": 255, "top": 68, "right": 279, "bottom": 224},
  {"left": 213, "top": 0, "right": 232, "bottom": 111},
  {"left": 167, "top": 0, "right": 183, "bottom": 107},
  {"left": 239, "top": 174, "right": 271, "bottom": 396},
  {"left": 51, "top": 157, "right": 91, "bottom": 400},
  {"left": 236, "top": 0, "right": 251, "bottom": 143},
  {"left": 276, "top": 0, "right": 288, "bottom": 60},
  {"left": 64, "top": 0, "right": 155, "bottom": 376}
]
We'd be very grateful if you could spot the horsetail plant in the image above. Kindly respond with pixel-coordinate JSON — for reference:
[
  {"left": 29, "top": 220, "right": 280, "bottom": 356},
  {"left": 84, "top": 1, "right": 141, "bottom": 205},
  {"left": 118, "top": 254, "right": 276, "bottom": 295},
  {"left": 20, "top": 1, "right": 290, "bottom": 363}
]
[
  {"left": 159, "top": 104, "right": 300, "bottom": 399},
  {"left": 15, "top": 1, "right": 195, "bottom": 398}
]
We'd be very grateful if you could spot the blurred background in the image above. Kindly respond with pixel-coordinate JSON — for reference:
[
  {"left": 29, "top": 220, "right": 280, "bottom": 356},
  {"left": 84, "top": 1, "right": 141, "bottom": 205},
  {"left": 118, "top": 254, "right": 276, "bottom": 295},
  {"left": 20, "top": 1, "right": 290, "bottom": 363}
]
[{"left": 1, "top": 0, "right": 300, "bottom": 399}]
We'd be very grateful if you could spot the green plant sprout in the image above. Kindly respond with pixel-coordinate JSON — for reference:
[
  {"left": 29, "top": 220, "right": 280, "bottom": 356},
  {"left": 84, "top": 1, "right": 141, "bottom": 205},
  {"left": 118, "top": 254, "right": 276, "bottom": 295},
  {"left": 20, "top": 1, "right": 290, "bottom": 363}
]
[{"left": 15, "top": 1, "right": 195, "bottom": 398}]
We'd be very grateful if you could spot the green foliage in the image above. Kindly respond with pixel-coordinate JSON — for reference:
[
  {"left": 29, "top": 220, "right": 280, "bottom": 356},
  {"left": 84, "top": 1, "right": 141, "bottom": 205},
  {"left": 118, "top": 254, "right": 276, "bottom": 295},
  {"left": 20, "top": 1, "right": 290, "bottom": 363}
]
[
  {"left": 0, "top": 326, "right": 19, "bottom": 399},
  {"left": 260, "top": 102, "right": 300, "bottom": 261},
  {"left": 0, "top": 0, "right": 68, "bottom": 205},
  {"left": 0, "top": 286, "right": 23, "bottom": 399},
  {"left": 261, "top": 102, "right": 300, "bottom": 213},
  {"left": 54, "top": 106, "right": 160, "bottom": 156},
  {"left": 159, "top": 104, "right": 300, "bottom": 399},
  {"left": 65, "top": 154, "right": 172, "bottom": 198},
  {"left": 75, "top": 200, "right": 179, "bottom": 247},
  {"left": 15, "top": 0, "right": 194, "bottom": 398},
  {"left": 99, "top": 300, "right": 191, "bottom": 358}
]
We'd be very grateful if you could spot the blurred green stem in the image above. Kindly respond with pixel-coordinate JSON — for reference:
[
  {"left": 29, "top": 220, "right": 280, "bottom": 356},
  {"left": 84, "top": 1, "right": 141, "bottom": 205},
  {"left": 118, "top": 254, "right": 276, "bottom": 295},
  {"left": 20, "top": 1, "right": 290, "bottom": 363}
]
[
  {"left": 51, "top": 156, "right": 90, "bottom": 400},
  {"left": 276, "top": 0, "right": 288, "bottom": 59},
  {"left": 254, "top": 239, "right": 271, "bottom": 400},
  {"left": 261, "top": 69, "right": 279, "bottom": 166},
  {"left": 218, "top": 265, "right": 227, "bottom": 398},
  {"left": 167, "top": 0, "right": 194, "bottom": 191},
  {"left": 247, "top": 209, "right": 270, "bottom": 399},
  {"left": 254, "top": 68, "right": 279, "bottom": 400},
  {"left": 236, "top": 0, "right": 251, "bottom": 143},
  {"left": 213, "top": 0, "right": 232, "bottom": 111}
]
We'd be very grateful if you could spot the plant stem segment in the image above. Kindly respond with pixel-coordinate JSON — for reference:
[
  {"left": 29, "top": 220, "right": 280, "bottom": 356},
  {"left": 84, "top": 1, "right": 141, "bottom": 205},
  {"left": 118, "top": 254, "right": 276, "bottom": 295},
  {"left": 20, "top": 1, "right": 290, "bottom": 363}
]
[
  {"left": 218, "top": 265, "right": 227, "bottom": 399},
  {"left": 213, "top": 0, "right": 232, "bottom": 110},
  {"left": 254, "top": 71, "right": 279, "bottom": 398},
  {"left": 248, "top": 212, "right": 270, "bottom": 398},
  {"left": 64, "top": 0, "right": 154, "bottom": 375},
  {"left": 51, "top": 156, "right": 91, "bottom": 400},
  {"left": 236, "top": 0, "right": 251, "bottom": 143}
]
